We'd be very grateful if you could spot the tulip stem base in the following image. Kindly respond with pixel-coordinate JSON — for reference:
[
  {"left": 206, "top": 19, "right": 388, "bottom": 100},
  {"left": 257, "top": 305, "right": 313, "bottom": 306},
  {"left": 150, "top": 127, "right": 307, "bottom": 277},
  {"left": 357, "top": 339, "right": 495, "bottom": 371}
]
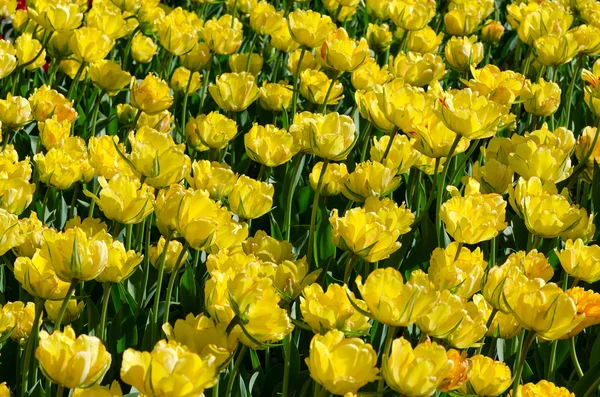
[
  {"left": 20, "top": 298, "right": 43, "bottom": 397},
  {"left": 435, "top": 135, "right": 462, "bottom": 247},
  {"left": 54, "top": 280, "right": 78, "bottom": 331},
  {"left": 162, "top": 242, "right": 190, "bottom": 326},
  {"left": 377, "top": 325, "right": 396, "bottom": 393},
  {"left": 99, "top": 283, "right": 112, "bottom": 343},
  {"left": 225, "top": 345, "right": 248, "bottom": 397},
  {"left": 150, "top": 232, "right": 173, "bottom": 344},
  {"left": 307, "top": 159, "right": 329, "bottom": 267},
  {"left": 510, "top": 330, "right": 536, "bottom": 397},
  {"left": 291, "top": 48, "right": 307, "bottom": 119}
]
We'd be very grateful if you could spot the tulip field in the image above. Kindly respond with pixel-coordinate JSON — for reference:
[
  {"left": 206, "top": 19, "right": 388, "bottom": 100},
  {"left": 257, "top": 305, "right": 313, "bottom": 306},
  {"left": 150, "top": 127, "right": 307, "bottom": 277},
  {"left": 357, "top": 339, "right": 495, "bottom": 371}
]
[{"left": 4, "top": 0, "right": 600, "bottom": 396}]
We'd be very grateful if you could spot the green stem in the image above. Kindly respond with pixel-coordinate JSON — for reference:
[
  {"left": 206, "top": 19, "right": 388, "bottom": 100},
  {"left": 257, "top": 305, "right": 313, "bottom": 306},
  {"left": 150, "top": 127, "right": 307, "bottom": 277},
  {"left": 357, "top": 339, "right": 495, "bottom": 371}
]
[
  {"left": 88, "top": 183, "right": 100, "bottom": 218},
  {"left": 489, "top": 236, "right": 496, "bottom": 267},
  {"left": 291, "top": 48, "right": 307, "bottom": 119},
  {"left": 69, "top": 183, "right": 80, "bottom": 219},
  {"left": 225, "top": 345, "right": 248, "bottom": 397},
  {"left": 564, "top": 54, "right": 585, "bottom": 127},
  {"left": 180, "top": 70, "right": 194, "bottom": 141},
  {"left": 307, "top": 159, "right": 329, "bottom": 266},
  {"left": 245, "top": 34, "right": 259, "bottom": 72},
  {"left": 151, "top": 232, "right": 173, "bottom": 343},
  {"left": 359, "top": 123, "right": 374, "bottom": 162},
  {"left": 199, "top": 57, "right": 213, "bottom": 111},
  {"left": 583, "top": 375, "right": 600, "bottom": 397},
  {"left": 125, "top": 224, "right": 133, "bottom": 251},
  {"left": 570, "top": 336, "right": 584, "bottom": 379},
  {"left": 122, "top": 27, "right": 140, "bottom": 71},
  {"left": 319, "top": 73, "right": 341, "bottom": 114},
  {"left": 343, "top": 255, "right": 359, "bottom": 285},
  {"left": 56, "top": 386, "right": 64, "bottom": 397},
  {"left": 377, "top": 326, "right": 396, "bottom": 393},
  {"left": 282, "top": 334, "right": 293, "bottom": 397},
  {"left": 90, "top": 90, "right": 104, "bottom": 137},
  {"left": 66, "top": 61, "right": 87, "bottom": 101},
  {"left": 54, "top": 280, "right": 78, "bottom": 330},
  {"left": 283, "top": 154, "right": 305, "bottom": 240},
  {"left": 510, "top": 330, "right": 536, "bottom": 397},
  {"left": 436, "top": 135, "right": 462, "bottom": 247},
  {"left": 20, "top": 298, "right": 43, "bottom": 397},
  {"left": 138, "top": 213, "right": 154, "bottom": 311},
  {"left": 98, "top": 283, "right": 112, "bottom": 343},
  {"left": 547, "top": 340, "right": 558, "bottom": 382},
  {"left": 162, "top": 242, "right": 190, "bottom": 326}
]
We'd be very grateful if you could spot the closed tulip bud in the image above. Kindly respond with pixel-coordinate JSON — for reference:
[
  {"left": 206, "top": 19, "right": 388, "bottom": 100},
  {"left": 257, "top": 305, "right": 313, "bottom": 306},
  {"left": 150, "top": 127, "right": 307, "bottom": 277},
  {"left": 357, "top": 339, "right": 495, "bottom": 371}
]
[
  {"left": 416, "top": 290, "right": 467, "bottom": 338},
  {"left": 300, "top": 283, "right": 370, "bottom": 333},
  {"left": 170, "top": 67, "right": 202, "bottom": 95},
  {"left": 429, "top": 242, "right": 487, "bottom": 298},
  {"left": 209, "top": 72, "right": 260, "bottom": 113},
  {"left": 343, "top": 161, "right": 402, "bottom": 202},
  {"left": 185, "top": 111, "right": 237, "bottom": 151},
  {"left": 445, "top": 35, "right": 484, "bottom": 72},
  {"left": 44, "top": 300, "right": 84, "bottom": 325},
  {"left": 0, "top": 39, "right": 17, "bottom": 79},
  {"left": 370, "top": 134, "right": 420, "bottom": 175},
  {"left": 229, "top": 175, "right": 274, "bottom": 220},
  {"left": 351, "top": 57, "right": 391, "bottom": 91},
  {"left": 130, "top": 74, "right": 174, "bottom": 115},
  {"left": 14, "top": 250, "right": 70, "bottom": 300},
  {"left": 309, "top": 111, "right": 356, "bottom": 161},
  {"left": 366, "top": 23, "right": 393, "bottom": 51},
  {"left": 299, "top": 69, "right": 344, "bottom": 105},
  {"left": 15, "top": 33, "right": 46, "bottom": 71},
  {"left": 228, "top": 274, "right": 294, "bottom": 347},
  {"left": 556, "top": 239, "right": 600, "bottom": 283},
  {"left": 202, "top": 14, "right": 243, "bottom": 55},
  {"left": 72, "top": 381, "right": 123, "bottom": 397},
  {"left": 89, "top": 60, "right": 131, "bottom": 96},
  {"left": 163, "top": 313, "right": 237, "bottom": 367},
  {"left": 3, "top": 301, "right": 39, "bottom": 343},
  {"left": 383, "top": 337, "right": 453, "bottom": 396},
  {"left": 96, "top": 240, "right": 143, "bottom": 283},
  {"left": 69, "top": 27, "right": 113, "bottom": 63},
  {"left": 29, "top": 85, "right": 77, "bottom": 124},
  {"left": 389, "top": 51, "right": 446, "bottom": 87},
  {"left": 259, "top": 81, "right": 293, "bottom": 111},
  {"left": 177, "top": 189, "right": 221, "bottom": 250},
  {"left": 307, "top": 330, "right": 379, "bottom": 395},
  {"left": 390, "top": 0, "right": 436, "bottom": 30},
  {"left": 150, "top": 237, "right": 190, "bottom": 273},
  {"left": 482, "top": 20, "right": 505, "bottom": 43},
  {"left": 440, "top": 179, "right": 507, "bottom": 245},
  {"left": 188, "top": 160, "right": 238, "bottom": 200},
  {"left": 131, "top": 33, "right": 158, "bottom": 64},
  {"left": 504, "top": 277, "right": 583, "bottom": 340},
  {"left": 36, "top": 326, "right": 111, "bottom": 388},
  {"left": 180, "top": 42, "right": 211, "bottom": 72},
  {"left": 562, "top": 209, "right": 596, "bottom": 243},
  {"left": 357, "top": 268, "right": 438, "bottom": 326},
  {"left": 514, "top": 380, "right": 575, "bottom": 397},
  {"left": 0, "top": 94, "right": 32, "bottom": 130},
  {"left": 436, "top": 87, "right": 506, "bottom": 139},
  {"left": 444, "top": 7, "right": 482, "bottom": 36},
  {"left": 320, "top": 27, "right": 370, "bottom": 72},
  {"left": 355, "top": 89, "right": 396, "bottom": 133},
  {"left": 446, "top": 297, "right": 488, "bottom": 348},
  {"left": 244, "top": 124, "right": 300, "bottom": 167},
  {"left": 85, "top": 175, "right": 154, "bottom": 224},
  {"left": 229, "top": 53, "right": 263, "bottom": 76},
  {"left": 522, "top": 78, "right": 561, "bottom": 117},
  {"left": 331, "top": 197, "right": 414, "bottom": 262},
  {"left": 309, "top": 162, "right": 348, "bottom": 196},
  {"left": 288, "top": 9, "right": 336, "bottom": 48},
  {"left": 460, "top": 355, "right": 511, "bottom": 396},
  {"left": 406, "top": 26, "right": 444, "bottom": 53},
  {"left": 286, "top": 49, "right": 321, "bottom": 75},
  {"left": 88, "top": 136, "right": 135, "bottom": 180},
  {"left": 28, "top": 3, "right": 83, "bottom": 32},
  {"left": 274, "top": 256, "right": 318, "bottom": 299},
  {"left": 121, "top": 340, "right": 218, "bottom": 397}
]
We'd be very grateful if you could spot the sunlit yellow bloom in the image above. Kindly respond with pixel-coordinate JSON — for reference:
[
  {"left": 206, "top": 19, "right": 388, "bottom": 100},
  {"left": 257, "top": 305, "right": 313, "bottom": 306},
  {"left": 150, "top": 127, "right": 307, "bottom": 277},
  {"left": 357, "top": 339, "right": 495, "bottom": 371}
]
[
  {"left": 440, "top": 179, "right": 507, "bottom": 244},
  {"left": 121, "top": 340, "right": 218, "bottom": 397},
  {"left": 157, "top": 18, "right": 197, "bottom": 56},
  {"left": 429, "top": 242, "right": 487, "bottom": 298},
  {"left": 521, "top": 78, "right": 561, "bottom": 117},
  {"left": 242, "top": 230, "right": 295, "bottom": 264},
  {"left": 288, "top": 9, "right": 336, "bottom": 48},
  {"left": 513, "top": 380, "right": 575, "bottom": 397},
  {"left": 249, "top": 1, "right": 283, "bottom": 34},
  {"left": 209, "top": 72, "right": 260, "bottom": 112},
  {"left": 177, "top": 189, "right": 221, "bottom": 250},
  {"left": 0, "top": 383, "right": 9, "bottom": 397},
  {"left": 170, "top": 67, "right": 202, "bottom": 95},
  {"left": 15, "top": 33, "right": 46, "bottom": 71},
  {"left": 357, "top": 268, "right": 438, "bottom": 326},
  {"left": 461, "top": 355, "right": 512, "bottom": 396},
  {"left": 416, "top": 290, "right": 466, "bottom": 338},
  {"left": 72, "top": 380, "right": 122, "bottom": 397},
  {"left": 445, "top": 35, "right": 484, "bottom": 72},
  {"left": 34, "top": 136, "right": 94, "bottom": 189},
  {"left": 185, "top": 111, "right": 237, "bottom": 151},
  {"left": 355, "top": 89, "right": 395, "bottom": 133},
  {"left": 299, "top": 69, "right": 344, "bottom": 105},
  {"left": 307, "top": 330, "right": 379, "bottom": 396},
  {"left": 534, "top": 33, "right": 579, "bottom": 67},
  {"left": 287, "top": 49, "right": 321, "bottom": 75},
  {"left": 351, "top": 57, "right": 391, "bottom": 91},
  {"left": 446, "top": 297, "right": 488, "bottom": 348},
  {"left": 88, "top": 136, "right": 135, "bottom": 179},
  {"left": 309, "top": 162, "right": 348, "bottom": 196},
  {"left": 464, "top": 64, "right": 526, "bottom": 107},
  {"left": 163, "top": 313, "right": 237, "bottom": 367},
  {"left": 0, "top": 94, "right": 32, "bottom": 130},
  {"left": 69, "top": 27, "right": 114, "bottom": 63},
  {"left": 180, "top": 42, "right": 211, "bottom": 72},
  {"left": 374, "top": 79, "right": 428, "bottom": 133},
  {"left": 202, "top": 14, "right": 243, "bottom": 55},
  {"left": 187, "top": 160, "right": 238, "bottom": 200},
  {"left": 259, "top": 81, "right": 293, "bottom": 111},
  {"left": 343, "top": 161, "right": 402, "bottom": 202},
  {"left": 229, "top": 175, "right": 274, "bottom": 220},
  {"left": 562, "top": 287, "right": 600, "bottom": 338},
  {"left": 300, "top": 283, "right": 370, "bottom": 333},
  {"left": 390, "top": 51, "right": 445, "bottom": 87},
  {"left": 245, "top": 124, "right": 299, "bottom": 167},
  {"left": 29, "top": 85, "right": 77, "bottom": 124},
  {"left": 2, "top": 301, "right": 39, "bottom": 343},
  {"left": 150, "top": 237, "right": 190, "bottom": 273},
  {"left": 0, "top": 39, "right": 17, "bottom": 79},
  {"left": 96, "top": 240, "right": 143, "bottom": 283},
  {"left": 38, "top": 116, "right": 71, "bottom": 150},
  {"left": 36, "top": 326, "right": 111, "bottom": 388},
  {"left": 44, "top": 300, "right": 83, "bottom": 325},
  {"left": 556, "top": 239, "right": 600, "bottom": 283},
  {"left": 522, "top": 193, "right": 584, "bottom": 239},
  {"left": 309, "top": 112, "right": 356, "bottom": 161},
  {"left": 383, "top": 337, "right": 453, "bottom": 396},
  {"left": 14, "top": 250, "right": 70, "bottom": 300},
  {"left": 481, "top": 19, "right": 505, "bottom": 43},
  {"left": 370, "top": 134, "right": 420, "bottom": 175},
  {"left": 331, "top": 197, "right": 414, "bottom": 262},
  {"left": 366, "top": 23, "right": 393, "bottom": 51},
  {"left": 444, "top": 7, "right": 482, "bottom": 36},
  {"left": 87, "top": 60, "right": 131, "bottom": 96},
  {"left": 131, "top": 33, "right": 158, "bottom": 64},
  {"left": 390, "top": 0, "right": 436, "bottom": 30},
  {"left": 14, "top": 212, "right": 44, "bottom": 258},
  {"left": 87, "top": 3, "right": 128, "bottom": 40},
  {"left": 320, "top": 27, "right": 369, "bottom": 72},
  {"left": 130, "top": 73, "right": 174, "bottom": 115},
  {"left": 406, "top": 26, "right": 444, "bottom": 53},
  {"left": 229, "top": 53, "right": 263, "bottom": 77}
]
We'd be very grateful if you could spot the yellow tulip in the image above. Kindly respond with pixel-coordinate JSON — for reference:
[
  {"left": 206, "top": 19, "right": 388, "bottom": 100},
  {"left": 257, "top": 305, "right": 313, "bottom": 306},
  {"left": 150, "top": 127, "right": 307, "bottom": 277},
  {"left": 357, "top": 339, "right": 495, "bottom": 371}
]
[
  {"left": 249, "top": 1, "right": 283, "bottom": 34},
  {"left": 514, "top": 380, "right": 575, "bottom": 397},
  {"left": 130, "top": 73, "right": 174, "bottom": 115},
  {"left": 383, "top": 337, "right": 453, "bottom": 396},
  {"left": 14, "top": 250, "right": 70, "bottom": 300},
  {"left": 28, "top": 3, "right": 83, "bottom": 32},
  {"left": 521, "top": 78, "right": 561, "bottom": 117},
  {"left": 209, "top": 72, "right": 260, "bottom": 112},
  {"left": 0, "top": 383, "right": 9, "bottom": 397},
  {"left": 156, "top": 18, "right": 197, "bottom": 56},
  {"left": 522, "top": 193, "right": 583, "bottom": 238},
  {"left": 556, "top": 239, "right": 600, "bottom": 283},
  {"left": 36, "top": 326, "right": 111, "bottom": 388},
  {"left": 96, "top": 240, "right": 143, "bottom": 283},
  {"left": 0, "top": 208, "right": 25, "bottom": 256},
  {"left": 2, "top": 301, "right": 39, "bottom": 343},
  {"left": 228, "top": 175, "right": 274, "bottom": 220},
  {"left": 180, "top": 42, "right": 211, "bottom": 72},
  {"left": 187, "top": 160, "right": 238, "bottom": 200},
  {"left": 299, "top": 69, "right": 344, "bottom": 105},
  {"left": 390, "top": 51, "right": 446, "bottom": 87},
  {"left": 309, "top": 162, "right": 348, "bottom": 196},
  {"left": 0, "top": 93, "right": 32, "bottom": 130},
  {"left": 481, "top": 20, "right": 505, "bottom": 43},
  {"left": 389, "top": 0, "right": 436, "bottom": 30},
  {"left": 88, "top": 135, "right": 136, "bottom": 180},
  {"left": 89, "top": 60, "right": 131, "bottom": 96},
  {"left": 416, "top": 290, "right": 466, "bottom": 338},
  {"left": 87, "top": 3, "right": 128, "bottom": 40},
  {"left": 320, "top": 27, "right": 370, "bottom": 72},
  {"left": 306, "top": 330, "right": 379, "bottom": 395},
  {"left": 465, "top": 64, "right": 525, "bottom": 107},
  {"left": 28, "top": 84, "right": 77, "bottom": 124},
  {"left": 343, "top": 160, "right": 402, "bottom": 202},
  {"left": 15, "top": 33, "right": 46, "bottom": 71},
  {"left": 44, "top": 300, "right": 84, "bottom": 325},
  {"left": 288, "top": 9, "right": 336, "bottom": 47},
  {"left": 170, "top": 66, "right": 202, "bottom": 95},
  {"left": 229, "top": 53, "right": 263, "bottom": 76},
  {"left": 351, "top": 57, "right": 391, "bottom": 91},
  {"left": 72, "top": 381, "right": 123, "bottom": 397},
  {"left": 287, "top": 49, "right": 321, "bottom": 75},
  {"left": 444, "top": 7, "right": 482, "bottom": 36},
  {"left": 355, "top": 89, "right": 395, "bottom": 133},
  {"left": 259, "top": 81, "right": 294, "bottom": 112},
  {"left": 69, "top": 27, "right": 114, "bottom": 63},
  {"left": 185, "top": 111, "right": 237, "bottom": 151},
  {"left": 244, "top": 124, "right": 300, "bottom": 167},
  {"left": 370, "top": 134, "right": 420, "bottom": 175},
  {"left": 177, "top": 189, "right": 221, "bottom": 250},
  {"left": 0, "top": 39, "right": 17, "bottom": 79},
  {"left": 131, "top": 33, "right": 158, "bottom": 64},
  {"left": 202, "top": 14, "right": 244, "bottom": 55},
  {"left": 150, "top": 237, "right": 190, "bottom": 273},
  {"left": 446, "top": 297, "right": 488, "bottom": 349},
  {"left": 38, "top": 116, "right": 71, "bottom": 149},
  {"left": 461, "top": 355, "right": 512, "bottom": 396},
  {"left": 406, "top": 26, "right": 444, "bottom": 53},
  {"left": 366, "top": 23, "right": 393, "bottom": 52},
  {"left": 309, "top": 112, "right": 356, "bottom": 161},
  {"left": 429, "top": 242, "right": 487, "bottom": 298},
  {"left": 562, "top": 287, "right": 600, "bottom": 338}
]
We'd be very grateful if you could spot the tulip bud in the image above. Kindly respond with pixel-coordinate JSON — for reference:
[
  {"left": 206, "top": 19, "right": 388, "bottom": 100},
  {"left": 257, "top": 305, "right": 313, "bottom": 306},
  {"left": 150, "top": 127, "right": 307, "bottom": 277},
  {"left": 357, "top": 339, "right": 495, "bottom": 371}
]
[{"left": 481, "top": 20, "right": 505, "bottom": 43}]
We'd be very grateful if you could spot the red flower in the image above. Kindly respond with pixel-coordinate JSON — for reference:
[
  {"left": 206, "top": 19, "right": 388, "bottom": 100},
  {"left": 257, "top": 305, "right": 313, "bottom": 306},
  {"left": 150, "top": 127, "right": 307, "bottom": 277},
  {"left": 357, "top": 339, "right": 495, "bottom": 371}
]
[
  {"left": 42, "top": 61, "right": 50, "bottom": 72},
  {"left": 17, "top": 0, "right": 27, "bottom": 10}
]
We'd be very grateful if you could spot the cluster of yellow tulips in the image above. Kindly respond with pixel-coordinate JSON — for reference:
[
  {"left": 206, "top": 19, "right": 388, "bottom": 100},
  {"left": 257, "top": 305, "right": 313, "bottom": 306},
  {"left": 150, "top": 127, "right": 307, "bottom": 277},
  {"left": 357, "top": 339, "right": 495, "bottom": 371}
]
[{"left": 1, "top": 0, "right": 600, "bottom": 396}]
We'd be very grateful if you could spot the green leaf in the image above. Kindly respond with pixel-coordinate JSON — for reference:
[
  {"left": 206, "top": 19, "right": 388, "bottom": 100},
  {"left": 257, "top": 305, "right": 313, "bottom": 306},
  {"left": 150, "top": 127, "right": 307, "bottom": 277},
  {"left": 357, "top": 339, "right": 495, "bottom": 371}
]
[
  {"left": 179, "top": 266, "right": 197, "bottom": 315},
  {"left": 573, "top": 359, "right": 600, "bottom": 396}
]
